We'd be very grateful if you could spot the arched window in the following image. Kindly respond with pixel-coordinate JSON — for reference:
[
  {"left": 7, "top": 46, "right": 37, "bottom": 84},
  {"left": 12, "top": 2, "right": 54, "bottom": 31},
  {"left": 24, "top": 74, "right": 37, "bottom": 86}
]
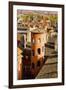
[
  {"left": 32, "top": 39, "right": 35, "bottom": 44},
  {"left": 37, "top": 38, "right": 41, "bottom": 43},
  {"left": 37, "top": 48, "right": 41, "bottom": 54}
]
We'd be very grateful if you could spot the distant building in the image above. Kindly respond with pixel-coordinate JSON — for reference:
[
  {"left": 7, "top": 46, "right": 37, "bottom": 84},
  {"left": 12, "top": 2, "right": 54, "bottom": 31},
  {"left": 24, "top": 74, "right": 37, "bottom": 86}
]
[{"left": 17, "top": 29, "right": 27, "bottom": 48}]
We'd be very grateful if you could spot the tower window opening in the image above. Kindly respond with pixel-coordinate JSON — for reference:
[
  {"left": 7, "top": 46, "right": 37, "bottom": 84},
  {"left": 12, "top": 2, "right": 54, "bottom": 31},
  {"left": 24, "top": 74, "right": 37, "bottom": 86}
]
[
  {"left": 32, "top": 39, "right": 35, "bottom": 44},
  {"left": 38, "top": 38, "right": 41, "bottom": 43},
  {"left": 37, "top": 48, "right": 41, "bottom": 54}
]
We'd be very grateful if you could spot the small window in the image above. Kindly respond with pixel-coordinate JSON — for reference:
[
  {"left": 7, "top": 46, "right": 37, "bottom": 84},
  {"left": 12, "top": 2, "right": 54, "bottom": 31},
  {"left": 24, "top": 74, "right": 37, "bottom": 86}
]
[
  {"left": 37, "top": 48, "right": 41, "bottom": 54},
  {"left": 37, "top": 61, "right": 40, "bottom": 67},
  {"left": 37, "top": 38, "right": 41, "bottom": 43},
  {"left": 32, "top": 39, "right": 35, "bottom": 44},
  {"left": 32, "top": 63, "right": 35, "bottom": 69},
  {"left": 32, "top": 50, "right": 34, "bottom": 56}
]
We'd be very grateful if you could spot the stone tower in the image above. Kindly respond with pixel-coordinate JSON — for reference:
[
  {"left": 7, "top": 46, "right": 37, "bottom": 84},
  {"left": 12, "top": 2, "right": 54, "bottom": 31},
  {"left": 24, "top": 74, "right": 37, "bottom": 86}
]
[{"left": 31, "top": 29, "right": 45, "bottom": 78}]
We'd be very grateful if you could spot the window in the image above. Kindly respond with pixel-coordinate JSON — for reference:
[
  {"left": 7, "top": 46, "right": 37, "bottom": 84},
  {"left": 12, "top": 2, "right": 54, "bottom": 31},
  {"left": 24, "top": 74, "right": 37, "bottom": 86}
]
[
  {"left": 37, "top": 61, "right": 40, "bottom": 67},
  {"left": 37, "top": 48, "right": 41, "bottom": 54},
  {"left": 37, "top": 38, "right": 41, "bottom": 43},
  {"left": 32, "top": 50, "right": 34, "bottom": 56},
  {"left": 32, "top": 63, "right": 35, "bottom": 69},
  {"left": 32, "top": 39, "right": 35, "bottom": 44}
]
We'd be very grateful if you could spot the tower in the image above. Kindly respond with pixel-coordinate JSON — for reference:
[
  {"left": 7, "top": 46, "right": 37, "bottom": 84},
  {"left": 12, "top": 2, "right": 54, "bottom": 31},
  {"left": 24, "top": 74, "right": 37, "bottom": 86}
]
[{"left": 31, "top": 29, "right": 45, "bottom": 78}]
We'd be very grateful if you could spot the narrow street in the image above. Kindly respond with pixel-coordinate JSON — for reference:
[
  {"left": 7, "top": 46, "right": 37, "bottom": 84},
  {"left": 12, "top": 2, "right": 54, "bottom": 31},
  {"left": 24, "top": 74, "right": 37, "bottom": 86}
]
[{"left": 36, "top": 37, "right": 58, "bottom": 79}]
